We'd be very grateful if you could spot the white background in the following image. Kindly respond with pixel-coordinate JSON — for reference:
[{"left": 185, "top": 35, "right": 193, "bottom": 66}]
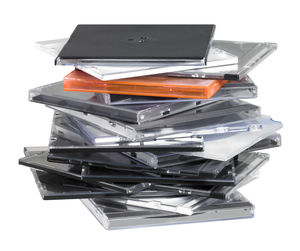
[{"left": 1, "top": 0, "right": 299, "bottom": 250}]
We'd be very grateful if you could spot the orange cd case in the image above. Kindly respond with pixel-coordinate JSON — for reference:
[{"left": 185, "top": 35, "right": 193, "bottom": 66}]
[{"left": 64, "top": 70, "right": 228, "bottom": 99}]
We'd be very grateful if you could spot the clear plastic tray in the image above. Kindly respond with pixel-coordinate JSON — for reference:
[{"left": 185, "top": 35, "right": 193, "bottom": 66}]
[
  {"left": 81, "top": 192, "right": 254, "bottom": 230},
  {"left": 29, "top": 81, "right": 213, "bottom": 124},
  {"left": 168, "top": 40, "right": 277, "bottom": 80},
  {"left": 36, "top": 38, "right": 238, "bottom": 80},
  {"left": 50, "top": 99, "right": 261, "bottom": 141}
]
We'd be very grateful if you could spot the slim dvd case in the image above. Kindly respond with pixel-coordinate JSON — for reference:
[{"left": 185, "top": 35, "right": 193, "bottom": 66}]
[
  {"left": 55, "top": 25, "right": 216, "bottom": 65},
  {"left": 64, "top": 69, "right": 228, "bottom": 99}
]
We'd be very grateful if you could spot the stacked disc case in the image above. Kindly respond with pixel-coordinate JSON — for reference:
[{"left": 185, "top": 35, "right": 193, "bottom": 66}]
[{"left": 20, "top": 25, "right": 282, "bottom": 230}]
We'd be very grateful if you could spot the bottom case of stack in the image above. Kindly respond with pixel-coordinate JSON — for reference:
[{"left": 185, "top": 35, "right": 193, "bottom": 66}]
[{"left": 81, "top": 192, "right": 254, "bottom": 230}]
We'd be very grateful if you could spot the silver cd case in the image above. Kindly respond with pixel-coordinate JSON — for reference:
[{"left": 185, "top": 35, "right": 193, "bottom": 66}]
[
  {"left": 50, "top": 99, "right": 261, "bottom": 141},
  {"left": 29, "top": 81, "right": 214, "bottom": 124},
  {"left": 167, "top": 40, "right": 277, "bottom": 80},
  {"left": 81, "top": 191, "right": 254, "bottom": 230},
  {"left": 36, "top": 39, "right": 238, "bottom": 80}
]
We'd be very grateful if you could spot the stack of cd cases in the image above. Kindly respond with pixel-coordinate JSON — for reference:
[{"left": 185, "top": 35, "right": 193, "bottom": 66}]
[{"left": 19, "top": 24, "right": 282, "bottom": 230}]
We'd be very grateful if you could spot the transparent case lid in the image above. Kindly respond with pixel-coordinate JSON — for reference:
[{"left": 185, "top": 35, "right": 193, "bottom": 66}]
[
  {"left": 36, "top": 38, "right": 238, "bottom": 80},
  {"left": 29, "top": 81, "right": 213, "bottom": 124},
  {"left": 81, "top": 191, "right": 254, "bottom": 230},
  {"left": 168, "top": 40, "right": 277, "bottom": 80},
  {"left": 179, "top": 116, "right": 282, "bottom": 161}
]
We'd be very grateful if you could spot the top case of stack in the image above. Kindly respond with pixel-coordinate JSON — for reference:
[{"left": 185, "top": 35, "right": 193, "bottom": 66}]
[
  {"left": 38, "top": 38, "right": 275, "bottom": 81},
  {"left": 55, "top": 25, "right": 215, "bottom": 65}
]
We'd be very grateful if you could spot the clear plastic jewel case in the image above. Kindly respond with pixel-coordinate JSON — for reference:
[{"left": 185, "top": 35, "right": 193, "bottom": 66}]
[
  {"left": 29, "top": 81, "right": 215, "bottom": 124},
  {"left": 50, "top": 99, "right": 261, "bottom": 141},
  {"left": 81, "top": 191, "right": 254, "bottom": 230}
]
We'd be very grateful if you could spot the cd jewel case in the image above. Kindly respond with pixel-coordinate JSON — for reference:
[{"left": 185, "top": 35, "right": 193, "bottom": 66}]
[
  {"left": 50, "top": 99, "right": 261, "bottom": 141},
  {"left": 29, "top": 81, "right": 214, "bottom": 124},
  {"left": 19, "top": 150, "right": 235, "bottom": 185},
  {"left": 81, "top": 191, "right": 254, "bottom": 230},
  {"left": 64, "top": 69, "right": 228, "bottom": 99}
]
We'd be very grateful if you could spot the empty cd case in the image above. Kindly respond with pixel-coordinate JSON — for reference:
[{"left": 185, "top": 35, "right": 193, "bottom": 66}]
[
  {"left": 29, "top": 81, "right": 213, "bottom": 124},
  {"left": 51, "top": 99, "right": 261, "bottom": 141},
  {"left": 81, "top": 192, "right": 254, "bottom": 230},
  {"left": 64, "top": 69, "right": 228, "bottom": 99},
  {"left": 168, "top": 41, "right": 277, "bottom": 80},
  {"left": 19, "top": 151, "right": 235, "bottom": 185},
  {"left": 55, "top": 25, "right": 215, "bottom": 64},
  {"left": 179, "top": 116, "right": 282, "bottom": 161}
]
